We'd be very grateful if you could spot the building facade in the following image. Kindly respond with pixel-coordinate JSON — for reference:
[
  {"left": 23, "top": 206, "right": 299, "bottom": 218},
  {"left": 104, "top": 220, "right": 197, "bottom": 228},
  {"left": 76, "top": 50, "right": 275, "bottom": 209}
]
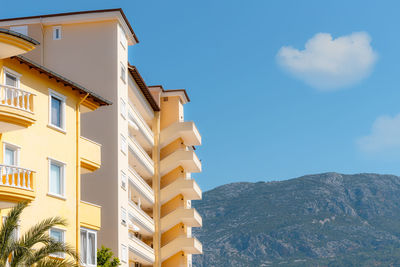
[
  {"left": 0, "top": 9, "right": 203, "bottom": 267},
  {"left": 0, "top": 28, "right": 107, "bottom": 265}
]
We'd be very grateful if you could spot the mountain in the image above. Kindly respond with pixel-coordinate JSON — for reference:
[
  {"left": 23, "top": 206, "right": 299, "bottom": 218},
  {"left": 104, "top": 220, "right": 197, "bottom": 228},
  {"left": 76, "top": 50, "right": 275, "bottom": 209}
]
[{"left": 192, "top": 173, "right": 400, "bottom": 266}]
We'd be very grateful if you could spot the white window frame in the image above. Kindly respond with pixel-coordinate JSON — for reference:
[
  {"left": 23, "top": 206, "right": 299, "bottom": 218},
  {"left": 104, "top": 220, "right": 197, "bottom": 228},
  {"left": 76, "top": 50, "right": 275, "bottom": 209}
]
[
  {"left": 3, "top": 142, "right": 20, "bottom": 166},
  {"left": 121, "top": 244, "right": 127, "bottom": 263},
  {"left": 119, "top": 24, "right": 127, "bottom": 49},
  {"left": 48, "top": 89, "right": 67, "bottom": 133},
  {"left": 53, "top": 26, "right": 62, "bottom": 40},
  {"left": 120, "top": 134, "right": 127, "bottom": 155},
  {"left": 80, "top": 227, "right": 97, "bottom": 267},
  {"left": 49, "top": 227, "right": 65, "bottom": 258},
  {"left": 120, "top": 62, "right": 126, "bottom": 83},
  {"left": 120, "top": 98, "right": 127, "bottom": 119},
  {"left": 47, "top": 157, "right": 66, "bottom": 199},
  {"left": 10, "top": 25, "right": 28, "bottom": 36},
  {"left": 3, "top": 67, "right": 21, "bottom": 88},
  {"left": 121, "top": 170, "right": 127, "bottom": 190},
  {"left": 121, "top": 207, "right": 127, "bottom": 226}
]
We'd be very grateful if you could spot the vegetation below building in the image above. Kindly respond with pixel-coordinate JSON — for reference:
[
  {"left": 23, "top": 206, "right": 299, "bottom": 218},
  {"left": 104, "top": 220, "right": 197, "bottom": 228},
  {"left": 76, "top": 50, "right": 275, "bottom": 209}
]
[{"left": 193, "top": 173, "right": 400, "bottom": 266}]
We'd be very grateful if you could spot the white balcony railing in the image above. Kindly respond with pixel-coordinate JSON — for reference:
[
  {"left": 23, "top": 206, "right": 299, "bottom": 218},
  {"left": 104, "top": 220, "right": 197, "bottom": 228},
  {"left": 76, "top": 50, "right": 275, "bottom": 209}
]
[
  {"left": 128, "top": 232, "right": 155, "bottom": 264},
  {"left": 128, "top": 200, "right": 154, "bottom": 233},
  {"left": 0, "top": 164, "right": 34, "bottom": 190},
  {"left": 129, "top": 168, "right": 154, "bottom": 204},
  {"left": 128, "top": 101, "right": 153, "bottom": 141},
  {"left": 0, "top": 85, "right": 34, "bottom": 113},
  {"left": 128, "top": 134, "right": 154, "bottom": 175}
]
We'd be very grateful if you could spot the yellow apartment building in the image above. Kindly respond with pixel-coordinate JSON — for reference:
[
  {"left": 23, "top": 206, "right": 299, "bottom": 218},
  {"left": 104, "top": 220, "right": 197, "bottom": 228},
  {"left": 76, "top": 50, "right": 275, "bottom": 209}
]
[
  {"left": 0, "top": 9, "right": 203, "bottom": 267},
  {"left": 0, "top": 28, "right": 109, "bottom": 266}
]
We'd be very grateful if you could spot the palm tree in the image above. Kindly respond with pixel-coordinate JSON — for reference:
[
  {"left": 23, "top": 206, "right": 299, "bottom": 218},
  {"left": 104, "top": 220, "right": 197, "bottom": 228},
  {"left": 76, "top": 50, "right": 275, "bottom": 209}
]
[{"left": 0, "top": 202, "right": 79, "bottom": 266}]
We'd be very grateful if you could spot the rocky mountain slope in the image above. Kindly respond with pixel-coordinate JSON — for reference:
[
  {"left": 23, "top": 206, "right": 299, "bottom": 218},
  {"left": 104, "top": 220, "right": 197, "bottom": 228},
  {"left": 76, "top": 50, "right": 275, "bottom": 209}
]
[{"left": 193, "top": 173, "right": 400, "bottom": 266}]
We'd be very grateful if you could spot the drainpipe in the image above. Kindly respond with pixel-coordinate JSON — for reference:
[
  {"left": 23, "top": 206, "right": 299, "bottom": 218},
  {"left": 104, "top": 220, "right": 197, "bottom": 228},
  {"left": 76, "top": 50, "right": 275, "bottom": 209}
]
[
  {"left": 76, "top": 93, "right": 89, "bottom": 259},
  {"left": 152, "top": 111, "right": 161, "bottom": 267}
]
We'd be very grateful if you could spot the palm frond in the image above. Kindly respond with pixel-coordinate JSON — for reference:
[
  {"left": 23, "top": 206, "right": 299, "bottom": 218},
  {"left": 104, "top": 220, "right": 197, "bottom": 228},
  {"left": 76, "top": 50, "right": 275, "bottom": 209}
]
[{"left": 35, "top": 257, "right": 80, "bottom": 267}]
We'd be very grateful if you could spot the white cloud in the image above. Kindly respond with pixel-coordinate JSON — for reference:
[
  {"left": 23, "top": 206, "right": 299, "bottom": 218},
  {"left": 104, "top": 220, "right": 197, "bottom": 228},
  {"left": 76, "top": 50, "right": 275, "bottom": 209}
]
[
  {"left": 277, "top": 32, "right": 378, "bottom": 91},
  {"left": 357, "top": 114, "right": 400, "bottom": 155}
]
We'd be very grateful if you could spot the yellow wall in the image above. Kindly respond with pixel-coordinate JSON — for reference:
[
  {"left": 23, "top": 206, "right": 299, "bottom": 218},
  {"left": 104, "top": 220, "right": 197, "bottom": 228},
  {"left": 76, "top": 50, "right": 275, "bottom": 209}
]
[{"left": 0, "top": 57, "right": 100, "bottom": 255}]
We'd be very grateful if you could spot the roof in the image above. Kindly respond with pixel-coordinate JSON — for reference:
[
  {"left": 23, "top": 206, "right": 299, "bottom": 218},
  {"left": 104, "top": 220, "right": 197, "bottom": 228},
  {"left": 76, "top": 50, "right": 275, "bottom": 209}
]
[
  {"left": 11, "top": 55, "right": 112, "bottom": 107},
  {"left": 149, "top": 85, "right": 191, "bottom": 103},
  {"left": 127, "top": 65, "right": 160, "bottom": 112},
  {"left": 0, "top": 8, "right": 139, "bottom": 43},
  {"left": 0, "top": 28, "right": 40, "bottom": 45}
]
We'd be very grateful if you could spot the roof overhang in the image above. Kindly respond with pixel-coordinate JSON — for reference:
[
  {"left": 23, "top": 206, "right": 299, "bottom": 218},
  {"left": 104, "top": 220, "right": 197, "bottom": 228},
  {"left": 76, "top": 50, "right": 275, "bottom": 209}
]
[
  {"left": 0, "top": 8, "right": 139, "bottom": 45},
  {"left": 0, "top": 28, "right": 39, "bottom": 59},
  {"left": 149, "top": 85, "right": 190, "bottom": 104}
]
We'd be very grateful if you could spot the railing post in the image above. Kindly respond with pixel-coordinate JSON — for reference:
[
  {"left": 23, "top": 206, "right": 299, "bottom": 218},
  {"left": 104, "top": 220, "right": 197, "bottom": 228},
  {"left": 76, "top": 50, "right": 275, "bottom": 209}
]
[{"left": 27, "top": 171, "right": 31, "bottom": 189}]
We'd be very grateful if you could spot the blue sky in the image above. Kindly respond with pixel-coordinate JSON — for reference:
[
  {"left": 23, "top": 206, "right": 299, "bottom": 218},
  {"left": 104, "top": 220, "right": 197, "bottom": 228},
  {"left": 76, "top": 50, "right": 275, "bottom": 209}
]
[{"left": 3, "top": 1, "right": 400, "bottom": 191}]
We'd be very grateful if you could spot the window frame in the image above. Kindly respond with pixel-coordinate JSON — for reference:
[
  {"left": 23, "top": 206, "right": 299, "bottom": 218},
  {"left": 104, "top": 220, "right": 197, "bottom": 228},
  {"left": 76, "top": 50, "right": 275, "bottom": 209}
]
[
  {"left": 120, "top": 134, "right": 127, "bottom": 155},
  {"left": 49, "top": 227, "right": 65, "bottom": 258},
  {"left": 121, "top": 244, "right": 127, "bottom": 263},
  {"left": 53, "top": 26, "right": 62, "bottom": 40},
  {"left": 48, "top": 89, "right": 67, "bottom": 133},
  {"left": 3, "top": 67, "right": 21, "bottom": 88},
  {"left": 3, "top": 142, "right": 20, "bottom": 166},
  {"left": 47, "top": 157, "right": 66, "bottom": 199},
  {"left": 120, "top": 98, "right": 127, "bottom": 119},
  {"left": 10, "top": 25, "right": 28, "bottom": 36},
  {"left": 80, "top": 227, "right": 97, "bottom": 267},
  {"left": 120, "top": 62, "right": 126, "bottom": 83},
  {"left": 121, "top": 170, "right": 127, "bottom": 190},
  {"left": 121, "top": 207, "right": 127, "bottom": 226}
]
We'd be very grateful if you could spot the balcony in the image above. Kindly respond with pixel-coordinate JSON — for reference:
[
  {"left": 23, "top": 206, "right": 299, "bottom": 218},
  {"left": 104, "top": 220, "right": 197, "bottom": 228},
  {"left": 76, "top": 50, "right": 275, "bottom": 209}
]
[
  {"left": 0, "top": 85, "right": 35, "bottom": 132},
  {"left": 80, "top": 136, "right": 101, "bottom": 173},
  {"left": 161, "top": 178, "right": 201, "bottom": 205},
  {"left": 161, "top": 208, "right": 202, "bottom": 233},
  {"left": 79, "top": 201, "right": 101, "bottom": 230},
  {"left": 128, "top": 200, "right": 155, "bottom": 236},
  {"left": 161, "top": 237, "right": 202, "bottom": 262},
  {"left": 160, "top": 121, "right": 201, "bottom": 148},
  {"left": 128, "top": 134, "right": 154, "bottom": 178},
  {"left": 128, "top": 102, "right": 154, "bottom": 151},
  {"left": 0, "top": 28, "right": 38, "bottom": 59},
  {"left": 129, "top": 232, "right": 155, "bottom": 265},
  {"left": 160, "top": 150, "right": 201, "bottom": 177},
  {"left": 129, "top": 168, "right": 154, "bottom": 205},
  {"left": 0, "top": 164, "right": 35, "bottom": 207}
]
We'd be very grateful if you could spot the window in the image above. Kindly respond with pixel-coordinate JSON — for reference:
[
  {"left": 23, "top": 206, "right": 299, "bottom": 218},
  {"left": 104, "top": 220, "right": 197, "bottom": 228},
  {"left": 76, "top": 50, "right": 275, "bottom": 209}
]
[
  {"left": 81, "top": 228, "right": 97, "bottom": 267},
  {"left": 10, "top": 26, "right": 27, "bottom": 36},
  {"left": 53, "top": 26, "right": 62, "bottom": 40},
  {"left": 120, "top": 63, "right": 126, "bottom": 83},
  {"left": 4, "top": 67, "right": 21, "bottom": 89},
  {"left": 120, "top": 98, "right": 127, "bottom": 119},
  {"left": 120, "top": 135, "right": 127, "bottom": 155},
  {"left": 121, "top": 170, "right": 127, "bottom": 189},
  {"left": 49, "top": 89, "right": 66, "bottom": 132},
  {"left": 121, "top": 244, "right": 127, "bottom": 263},
  {"left": 48, "top": 159, "right": 65, "bottom": 197},
  {"left": 119, "top": 25, "right": 127, "bottom": 49},
  {"left": 50, "top": 228, "right": 65, "bottom": 258},
  {"left": 121, "top": 207, "right": 127, "bottom": 225},
  {"left": 3, "top": 143, "right": 19, "bottom": 166}
]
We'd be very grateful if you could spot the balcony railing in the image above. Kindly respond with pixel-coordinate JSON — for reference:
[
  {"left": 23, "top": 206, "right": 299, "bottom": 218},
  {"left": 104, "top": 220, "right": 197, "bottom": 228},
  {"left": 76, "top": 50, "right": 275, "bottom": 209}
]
[
  {"left": 0, "top": 164, "right": 34, "bottom": 190},
  {"left": 0, "top": 85, "right": 34, "bottom": 113},
  {"left": 129, "top": 168, "right": 154, "bottom": 204}
]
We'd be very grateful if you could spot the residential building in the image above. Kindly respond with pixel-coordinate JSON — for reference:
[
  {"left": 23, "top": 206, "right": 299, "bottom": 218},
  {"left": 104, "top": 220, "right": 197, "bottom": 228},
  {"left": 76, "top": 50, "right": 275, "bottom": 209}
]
[
  {"left": 0, "top": 9, "right": 203, "bottom": 267},
  {"left": 0, "top": 28, "right": 108, "bottom": 265}
]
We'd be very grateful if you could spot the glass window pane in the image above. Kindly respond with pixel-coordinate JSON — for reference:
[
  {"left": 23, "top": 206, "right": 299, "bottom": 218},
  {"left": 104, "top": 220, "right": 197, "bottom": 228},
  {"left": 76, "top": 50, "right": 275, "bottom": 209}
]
[
  {"left": 51, "top": 96, "right": 62, "bottom": 127},
  {"left": 80, "top": 230, "right": 87, "bottom": 264},
  {"left": 88, "top": 233, "right": 96, "bottom": 264},
  {"left": 5, "top": 74, "right": 17, "bottom": 87},
  {"left": 50, "top": 229, "right": 63, "bottom": 242},
  {"left": 4, "top": 148, "right": 15, "bottom": 165},
  {"left": 50, "top": 163, "right": 61, "bottom": 195}
]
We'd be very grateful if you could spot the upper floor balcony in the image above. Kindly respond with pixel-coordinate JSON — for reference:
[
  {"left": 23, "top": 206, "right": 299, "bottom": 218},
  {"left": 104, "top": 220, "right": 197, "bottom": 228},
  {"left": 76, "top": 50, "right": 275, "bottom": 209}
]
[
  {"left": 161, "top": 236, "right": 202, "bottom": 262},
  {"left": 80, "top": 136, "right": 101, "bottom": 173},
  {"left": 0, "top": 164, "right": 35, "bottom": 208},
  {"left": 128, "top": 134, "right": 154, "bottom": 179},
  {"left": 160, "top": 121, "right": 201, "bottom": 148},
  {"left": 128, "top": 102, "right": 154, "bottom": 152},
  {"left": 160, "top": 149, "right": 201, "bottom": 177},
  {"left": 128, "top": 231, "right": 155, "bottom": 266},
  {"left": 128, "top": 167, "right": 154, "bottom": 206},
  {"left": 0, "top": 28, "right": 38, "bottom": 59},
  {"left": 161, "top": 178, "right": 202, "bottom": 205},
  {"left": 161, "top": 207, "right": 202, "bottom": 233},
  {"left": 79, "top": 200, "right": 101, "bottom": 231},
  {"left": 0, "top": 84, "right": 35, "bottom": 132},
  {"left": 128, "top": 200, "right": 155, "bottom": 237}
]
